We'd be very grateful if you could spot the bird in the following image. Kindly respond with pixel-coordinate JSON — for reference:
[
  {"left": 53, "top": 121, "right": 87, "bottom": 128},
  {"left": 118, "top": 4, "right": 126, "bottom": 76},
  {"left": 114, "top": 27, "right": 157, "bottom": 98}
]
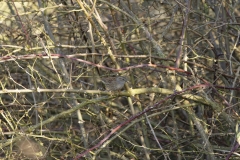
[{"left": 101, "top": 76, "right": 128, "bottom": 91}]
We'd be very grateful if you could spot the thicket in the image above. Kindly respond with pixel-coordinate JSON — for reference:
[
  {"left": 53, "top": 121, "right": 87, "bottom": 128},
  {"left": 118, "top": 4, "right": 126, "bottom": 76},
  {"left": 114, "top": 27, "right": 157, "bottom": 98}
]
[{"left": 0, "top": 1, "right": 240, "bottom": 159}]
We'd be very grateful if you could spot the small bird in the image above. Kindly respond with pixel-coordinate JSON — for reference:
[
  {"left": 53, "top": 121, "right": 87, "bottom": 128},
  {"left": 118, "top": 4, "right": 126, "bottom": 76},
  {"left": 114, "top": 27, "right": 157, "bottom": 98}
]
[{"left": 101, "top": 76, "right": 128, "bottom": 91}]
